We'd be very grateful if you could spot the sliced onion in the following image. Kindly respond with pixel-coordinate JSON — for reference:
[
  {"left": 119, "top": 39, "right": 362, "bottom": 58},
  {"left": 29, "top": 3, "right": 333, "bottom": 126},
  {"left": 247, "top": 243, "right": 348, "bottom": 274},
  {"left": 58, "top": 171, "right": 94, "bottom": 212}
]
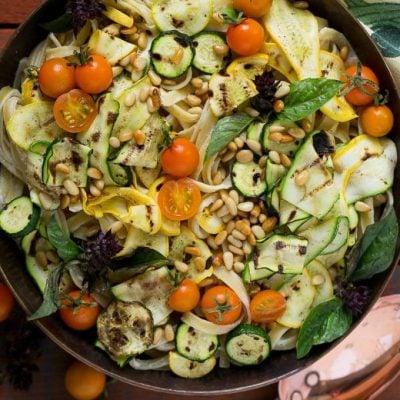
[
  {"left": 148, "top": 339, "right": 175, "bottom": 352},
  {"left": 215, "top": 347, "right": 231, "bottom": 369},
  {"left": 129, "top": 355, "right": 169, "bottom": 370},
  {"left": 195, "top": 193, "right": 225, "bottom": 235},
  {"left": 182, "top": 312, "right": 243, "bottom": 335},
  {"left": 270, "top": 325, "right": 299, "bottom": 351},
  {"left": 213, "top": 266, "right": 251, "bottom": 323},
  {"left": 188, "top": 176, "right": 232, "bottom": 193},
  {"left": 161, "top": 67, "right": 193, "bottom": 91},
  {"left": 46, "top": 45, "right": 80, "bottom": 60},
  {"left": 188, "top": 216, "right": 208, "bottom": 239}
]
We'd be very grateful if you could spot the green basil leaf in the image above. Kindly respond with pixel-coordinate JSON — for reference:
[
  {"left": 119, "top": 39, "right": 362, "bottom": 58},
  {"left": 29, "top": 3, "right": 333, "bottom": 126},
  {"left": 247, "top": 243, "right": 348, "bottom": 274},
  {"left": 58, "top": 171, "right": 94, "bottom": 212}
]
[
  {"left": 205, "top": 113, "right": 254, "bottom": 160},
  {"left": 349, "top": 206, "right": 399, "bottom": 282},
  {"left": 28, "top": 265, "right": 63, "bottom": 320},
  {"left": 111, "top": 247, "right": 168, "bottom": 272},
  {"left": 278, "top": 78, "right": 343, "bottom": 122},
  {"left": 40, "top": 13, "right": 73, "bottom": 33},
  {"left": 296, "top": 298, "right": 351, "bottom": 359},
  {"left": 47, "top": 216, "right": 82, "bottom": 262}
]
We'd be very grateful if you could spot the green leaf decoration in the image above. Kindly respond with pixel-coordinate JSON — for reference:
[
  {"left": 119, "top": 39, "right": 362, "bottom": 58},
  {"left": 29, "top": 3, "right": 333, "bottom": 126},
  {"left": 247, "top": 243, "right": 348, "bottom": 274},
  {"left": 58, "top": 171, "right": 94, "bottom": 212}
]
[{"left": 345, "top": 0, "right": 400, "bottom": 57}]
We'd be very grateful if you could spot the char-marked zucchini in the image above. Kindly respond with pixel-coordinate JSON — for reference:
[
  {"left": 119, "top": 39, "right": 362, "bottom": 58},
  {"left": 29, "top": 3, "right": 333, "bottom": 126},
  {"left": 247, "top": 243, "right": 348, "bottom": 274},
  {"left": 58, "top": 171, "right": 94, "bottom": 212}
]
[
  {"left": 152, "top": 0, "right": 212, "bottom": 36},
  {"left": 257, "top": 234, "right": 308, "bottom": 274},
  {"left": 242, "top": 260, "right": 274, "bottom": 282},
  {"left": 109, "top": 72, "right": 135, "bottom": 99},
  {"left": 225, "top": 324, "right": 271, "bottom": 366},
  {"left": 97, "top": 300, "right": 153, "bottom": 358},
  {"left": 306, "top": 260, "right": 334, "bottom": 307},
  {"left": 320, "top": 216, "right": 349, "bottom": 255},
  {"left": 176, "top": 323, "right": 218, "bottom": 362},
  {"left": 263, "top": 273, "right": 296, "bottom": 291},
  {"left": 279, "top": 199, "right": 310, "bottom": 232},
  {"left": 111, "top": 266, "right": 173, "bottom": 326},
  {"left": 95, "top": 339, "right": 131, "bottom": 367},
  {"left": 111, "top": 113, "right": 169, "bottom": 168},
  {"left": 266, "top": 159, "right": 287, "bottom": 192},
  {"left": 232, "top": 161, "right": 267, "bottom": 197},
  {"left": 263, "top": 120, "right": 302, "bottom": 156},
  {"left": 150, "top": 31, "right": 194, "bottom": 79},
  {"left": 247, "top": 121, "right": 265, "bottom": 143},
  {"left": 0, "top": 196, "right": 40, "bottom": 238},
  {"left": 168, "top": 351, "right": 216, "bottom": 379},
  {"left": 192, "top": 32, "right": 229, "bottom": 74}
]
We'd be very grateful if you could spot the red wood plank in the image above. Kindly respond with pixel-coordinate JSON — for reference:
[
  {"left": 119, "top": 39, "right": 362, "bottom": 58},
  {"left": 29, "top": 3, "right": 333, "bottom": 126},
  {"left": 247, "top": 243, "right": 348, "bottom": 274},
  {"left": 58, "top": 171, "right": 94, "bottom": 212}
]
[{"left": 0, "top": 0, "right": 43, "bottom": 25}]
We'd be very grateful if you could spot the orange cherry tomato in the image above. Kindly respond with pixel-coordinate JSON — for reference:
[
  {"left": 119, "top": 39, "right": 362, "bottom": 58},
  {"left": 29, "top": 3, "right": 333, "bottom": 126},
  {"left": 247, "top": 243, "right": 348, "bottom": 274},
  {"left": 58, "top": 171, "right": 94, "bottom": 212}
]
[
  {"left": 361, "top": 104, "right": 394, "bottom": 137},
  {"left": 0, "top": 283, "right": 15, "bottom": 322},
  {"left": 233, "top": 0, "right": 273, "bottom": 18},
  {"left": 168, "top": 279, "right": 200, "bottom": 312},
  {"left": 250, "top": 289, "right": 286, "bottom": 323},
  {"left": 59, "top": 290, "right": 101, "bottom": 331},
  {"left": 38, "top": 57, "right": 76, "bottom": 98},
  {"left": 343, "top": 65, "right": 379, "bottom": 106},
  {"left": 227, "top": 18, "right": 265, "bottom": 56},
  {"left": 201, "top": 285, "right": 242, "bottom": 325},
  {"left": 158, "top": 178, "right": 201, "bottom": 221},
  {"left": 160, "top": 138, "right": 200, "bottom": 178},
  {"left": 53, "top": 89, "right": 97, "bottom": 133},
  {"left": 75, "top": 54, "right": 113, "bottom": 94},
  {"left": 65, "top": 360, "right": 106, "bottom": 400}
]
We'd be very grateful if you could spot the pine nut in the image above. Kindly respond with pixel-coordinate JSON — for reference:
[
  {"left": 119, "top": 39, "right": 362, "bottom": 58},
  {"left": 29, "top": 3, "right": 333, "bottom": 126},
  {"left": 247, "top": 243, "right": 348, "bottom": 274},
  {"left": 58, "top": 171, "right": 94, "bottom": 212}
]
[
  {"left": 222, "top": 214, "right": 234, "bottom": 224},
  {"left": 244, "top": 107, "right": 260, "bottom": 118},
  {"left": 246, "top": 139, "right": 262, "bottom": 154},
  {"left": 60, "top": 194, "right": 70, "bottom": 210},
  {"left": 69, "top": 195, "right": 80, "bottom": 204},
  {"left": 269, "top": 150, "right": 281, "bottom": 164},
  {"left": 236, "top": 149, "right": 253, "bottom": 163},
  {"left": 221, "top": 151, "right": 236, "bottom": 163},
  {"left": 223, "top": 251, "right": 234, "bottom": 270},
  {"left": 194, "top": 257, "right": 206, "bottom": 272},
  {"left": 195, "top": 81, "right": 209, "bottom": 96},
  {"left": 153, "top": 327, "right": 164, "bottom": 345},
  {"left": 35, "top": 251, "right": 48, "bottom": 268},
  {"left": 237, "top": 201, "right": 254, "bottom": 213},
  {"left": 118, "top": 130, "right": 134, "bottom": 142},
  {"left": 226, "top": 220, "right": 236, "bottom": 234},
  {"left": 232, "top": 229, "right": 247, "bottom": 241},
  {"left": 87, "top": 167, "right": 103, "bottom": 180},
  {"left": 280, "top": 153, "right": 292, "bottom": 167},
  {"left": 259, "top": 214, "right": 267, "bottom": 224},
  {"left": 293, "top": 0, "right": 309, "bottom": 9},
  {"left": 280, "top": 133, "right": 296, "bottom": 143},
  {"left": 185, "top": 246, "right": 201, "bottom": 256},
  {"left": 269, "top": 125, "right": 286, "bottom": 133},
  {"left": 186, "top": 94, "right": 202, "bottom": 107},
  {"left": 191, "top": 77, "right": 203, "bottom": 88},
  {"left": 199, "top": 277, "right": 216, "bottom": 287},
  {"left": 138, "top": 32, "right": 148, "bottom": 49},
  {"left": 228, "top": 235, "right": 242, "bottom": 248},
  {"left": 212, "top": 170, "right": 223, "bottom": 185},
  {"left": 174, "top": 260, "right": 189, "bottom": 273},
  {"left": 288, "top": 127, "right": 306, "bottom": 139},
  {"left": 46, "top": 250, "right": 60, "bottom": 264},
  {"left": 123, "top": 92, "right": 136, "bottom": 108},
  {"left": 295, "top": 170, "right": 309, "bottom": 186},
  {"left": 121, "top": 26, "right": 138, "bottom": 35},
  {"left": 228, "top": 141, "right": 238, "bottom": 152},
  {"left": 133, "top": 57, "right": 147, "bottom": 71},
  {"left": 250, "top": 216, "right": 258, "bottom": 224},
  {"left": 95, "top": 180, "right": 105, "bottom": 191},
  {"left": 164, "top": 324, "right": 175, "bottom": 342},
  {"left": 86, "top": 225, "right": 99, "bottom": 237},
  {"left": 228, "top": 245, "right": 244, "bottom": 255},
  {"left": 234, "top": 262, "right": 245, "bottom": 274},
  {"left": 228, "top": 190, "right": 240, "bottom": 205},
  {"left": 147, "top": 97, "right": 158, "bottom": 113},
  {"left": 55, "top": 163, "right": 70, "bottom": 174},
  {"left": 63, "top": 179, "right": 79, "bottom": 196},
  {"left": 39, "top": 191, "right": 54, "bottom": 210},
  {"left": 119, "top": 54, "right": 131, "bottom": 67},
  {"left": 302, "top": 119, "right": 313, "bottom": 133},
  {"left": 259, "top": 155, "right": 268, "bottom": 168},
  {"left": 251, "top": 225, "right": 265, "bottom": 240},
  {"left": 234, "top": 137, "right": 244, "bottom": 148},
  {"left": 242, "top": 241, "right": 252, "bottom": 255},
  {"left": 148, "top": 70, "right": 162, "bottom": 86},
  {"left": 373, "top": 193, "right": 386, "bottom": 207},
  {"left": 110, "top": 220, "right": 124, "bottom": 234},
  {"left": 139, "top": 86, "right": 150, "bottom": 102},
  {"left": 216, "top": 205, "right": 230, "bottom": 218},
  {"left": 273, "top": 99, "right": 285, "bottom": 112},
  {"left": 250, "top": 205, "right": 261, "bottom": 218},
  {"left": 225, "top": 197, "right": 238, "bottom": 216},
  {"left": 269, "top": 132, "right": 283, "bottom": 143},
  {"left": 262, "top": 216, "right": 278, "bottom": 233},
  {"left": 355, "top": 201, "right": 371, "bottom": 213},
  {"left": 235, "top": 220, "right": 251, "bottom": 236},
  {"left": 210, "top": 198, "right": 224, "bottom": 212},
  {"left": 133, "top": 129, "right": 146, "bottom": 146},
  {"left": 212, "top": 253, "right": 223, "bottom": 267},
  {"left": 172, "top": 47, "right": 184, "bottom": 65},
  {"left": 275, "top": 81, "right": 290, "bottom": 98},
  {"left": 129, "top": 51, "right": 138, "bottom": 66},
  {"left": 311, "top": 274, "right": 325, "bottom": 286},
  {"left": 89, "top": 184, "right": 101, "bottom": 197},
  {"left": 340, "top": 46, "right": 349, "bottom": 61},
  {"left": 213, "top": 44, "right": 229, "bottom": 55},
  {"left": 248, "top": 233, "right": 257, "bottom": 246},
  {"left": 188, "top": 106, "right": 202, "bottom": 115},
  {"left": 215, "top": 230, "right": 228, "bottom": 246},
  {"left": 207, "top": 236, "right": 218, "bottom": 250},
  {"left": 109, "top": 136, "right": 121, "bottom": 148}
]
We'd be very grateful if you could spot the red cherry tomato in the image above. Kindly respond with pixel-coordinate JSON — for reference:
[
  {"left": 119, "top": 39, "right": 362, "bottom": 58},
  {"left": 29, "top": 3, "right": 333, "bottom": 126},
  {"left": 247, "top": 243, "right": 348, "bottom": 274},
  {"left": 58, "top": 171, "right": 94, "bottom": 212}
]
[{"left": 227, "top": 18, "right": 265, "bottom": 56}]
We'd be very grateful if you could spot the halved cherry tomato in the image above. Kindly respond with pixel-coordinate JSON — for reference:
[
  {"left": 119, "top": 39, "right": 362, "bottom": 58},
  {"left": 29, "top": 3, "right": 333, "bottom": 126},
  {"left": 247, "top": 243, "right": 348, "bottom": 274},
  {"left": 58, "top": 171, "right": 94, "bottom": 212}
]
[
  {"left": 201, "top": 285, "right": 242, "bottom": 325},
  {"left": 53, "top": 89, "right": 97, "bottom": 133},
  {"left": 160, "top": 138, "right": 200, "bottom": 178},
  {"left": 65, "top": 360, "right": 106, "bottom": 400},
  {"left": 158, "top": 178, "right": 201, "bottom": 221},
  {"left": 361, "top": 104, "right": 394, "bottom": 137},
  {"left": 75, "top": 54, "right": 113, "bottom": 94},
  {"left": 233, "top": 0, "right": 273, "bottom": 18},
  {"left": 59, "top": 290, "right": 100, "bottom": 331},
  {"left": 39, "top": 57, "right": 76, "bottom": 98},
  {"left": 227, "top": 18, "right": 265, "bottom": 56},
  {"left": 168, "top": 279, "right": 200, "bottom": 312},
  {"left": 0, "top": 283, "right": 15, "bottom": 322},
  {"left": 342, "top": 65, "right": 379, "bottom": 106},
  {"left": 250, "top": 289, "right": 286, "bottom": 323}
]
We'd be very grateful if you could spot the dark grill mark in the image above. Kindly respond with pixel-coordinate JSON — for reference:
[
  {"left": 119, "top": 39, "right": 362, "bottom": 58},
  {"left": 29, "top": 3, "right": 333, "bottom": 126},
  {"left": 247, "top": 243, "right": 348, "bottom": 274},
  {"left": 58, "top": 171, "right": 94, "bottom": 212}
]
[
  {"left": 107, "top": 112, "right": 118, "bottom": 124},
  {"left": 152, "top": 53, "right": 162, "bottom": 61},
  {"left": 91, "top": 131, "right": 101, "bottom": 143},
  {"left": 299, "top": 245, "right": 307, "bottom": 255},
  {"left": 275, "top": 241, "right": 285, "bottom": 250},
  {"left": 174, "top": 35, "right": 188, "bottom": 47}
]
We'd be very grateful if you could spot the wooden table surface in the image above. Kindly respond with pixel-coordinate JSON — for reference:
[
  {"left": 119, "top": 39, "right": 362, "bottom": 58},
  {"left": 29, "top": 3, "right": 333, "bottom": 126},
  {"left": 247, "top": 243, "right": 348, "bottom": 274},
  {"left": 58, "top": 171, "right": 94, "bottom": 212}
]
[{"left": 0, "top": 1, "right": 399, "bottom": 399}]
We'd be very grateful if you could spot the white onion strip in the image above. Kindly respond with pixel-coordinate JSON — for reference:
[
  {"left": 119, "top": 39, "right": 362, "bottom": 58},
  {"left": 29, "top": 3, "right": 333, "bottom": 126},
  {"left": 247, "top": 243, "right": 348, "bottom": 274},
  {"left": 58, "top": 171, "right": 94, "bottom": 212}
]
[
  {"left": 213, "top": 266, "right": 251, "bottom": 323},
  {"left": 182, "top": 312, "right": 243, "bottom": 335},
  {"left": 188, "top": 176, "right": 232, "bottom": 193},
  {"left": 129, "top": 355, "right": 169, "bottom": 370}
]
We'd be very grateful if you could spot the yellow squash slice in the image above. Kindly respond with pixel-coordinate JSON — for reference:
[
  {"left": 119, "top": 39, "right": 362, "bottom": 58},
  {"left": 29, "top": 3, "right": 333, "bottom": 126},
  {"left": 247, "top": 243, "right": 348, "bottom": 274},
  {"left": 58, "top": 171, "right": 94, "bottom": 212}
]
[
  {"left": 262, "top": 43, "right": 297, "bottom": 82},
  {"left": 226, "top": 54, "right": 270, "bottom": 81}
]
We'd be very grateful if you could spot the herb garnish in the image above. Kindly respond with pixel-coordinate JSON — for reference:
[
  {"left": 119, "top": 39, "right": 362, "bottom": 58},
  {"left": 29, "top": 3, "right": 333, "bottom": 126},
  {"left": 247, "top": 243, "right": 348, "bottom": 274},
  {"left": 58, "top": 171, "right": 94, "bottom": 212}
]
[{"left": 251, "top": 70, "right": 279, "bottom": 114}]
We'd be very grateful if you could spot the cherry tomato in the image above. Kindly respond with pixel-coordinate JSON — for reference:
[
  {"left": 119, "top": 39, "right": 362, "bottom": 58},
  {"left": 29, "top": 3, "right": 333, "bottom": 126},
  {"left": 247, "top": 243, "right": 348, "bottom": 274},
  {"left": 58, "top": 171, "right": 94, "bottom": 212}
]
[
  {"left": 53, "top": 89, "right": 97, "bottom": 133},
  {"left": 59, "top": 291, "right": 100, "bottom": 331},
  {"left": 201, "top": 285, "right": 242, "bottom": 325},
  {"left": 160, "top": 138, "right": 200, "bottom": 178},
  {"left": 38, "top": 57, "right": 76, "bottom": 98},
  {"left": 361, "top": 105, "right": 394, "bottom": 137},
  {"left": 233, "top": 0, "right": 273, "bottom": 18},
  {"left": 343, "top": 65, "right": 379, "bottom": 106},
  {"left": 168, "top": 279, "right": 200, "bottom": 312},
  {"left": 65, "top": 360, "right": 106, "bottom": 400},
  {"left": 158, "top": 178, "right": 201, "bottom": 221},
  {"left": 75, "top": 54, "right": 113, "bottom": 94},
  {"left": 250, "top": 289, "right": 286, "bottom": 323},
  {"left": 0, "top": 283, "right": 15, "bottom": 322},
  {"left": 227, "top": 18, "right": 265, "bottom": 56}
]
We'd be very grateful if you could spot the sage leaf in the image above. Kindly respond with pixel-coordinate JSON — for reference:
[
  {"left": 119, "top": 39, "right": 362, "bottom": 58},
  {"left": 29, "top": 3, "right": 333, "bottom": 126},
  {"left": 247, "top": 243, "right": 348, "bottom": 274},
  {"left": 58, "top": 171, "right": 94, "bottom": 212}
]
[
  {"left": 28, "top": 265, "right": 63, "bottom": 321},
  {"left": 349, "top": 206, "right": 399, "bottom": 282},
  {"left": 278, "top": 78, "right": 343, "bottom": 122},
  {"left": 47, "top": 216, "right": 82, "bottom": 262},
  {"left": 205, "top": 113, "right": 254, "bottom": 160},
  {"left": 296, "top": 297, "right": 352, "bottom": 359}
]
